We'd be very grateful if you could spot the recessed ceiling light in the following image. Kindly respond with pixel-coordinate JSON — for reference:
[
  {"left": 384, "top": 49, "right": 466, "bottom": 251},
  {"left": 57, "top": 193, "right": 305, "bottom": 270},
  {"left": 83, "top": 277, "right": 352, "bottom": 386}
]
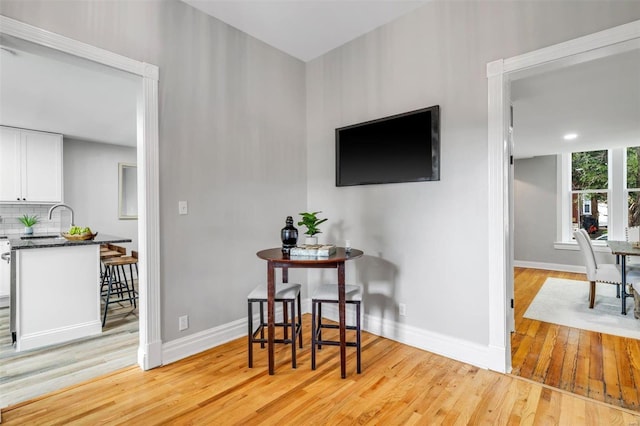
[{"left": 563, "top": 133, "right": 578, "bottom": 141}]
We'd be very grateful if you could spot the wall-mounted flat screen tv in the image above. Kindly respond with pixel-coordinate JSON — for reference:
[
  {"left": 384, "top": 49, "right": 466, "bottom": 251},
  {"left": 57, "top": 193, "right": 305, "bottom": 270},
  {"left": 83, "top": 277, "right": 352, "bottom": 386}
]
[{"left": 335, "top": 105, "right": 440, "bottom": 187}]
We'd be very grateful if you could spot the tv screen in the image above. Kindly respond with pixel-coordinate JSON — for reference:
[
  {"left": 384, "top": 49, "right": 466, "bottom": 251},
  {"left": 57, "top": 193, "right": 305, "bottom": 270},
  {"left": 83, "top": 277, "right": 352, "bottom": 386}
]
[{"left": 335, "top": 106, "right": 440, "bottom": 187}]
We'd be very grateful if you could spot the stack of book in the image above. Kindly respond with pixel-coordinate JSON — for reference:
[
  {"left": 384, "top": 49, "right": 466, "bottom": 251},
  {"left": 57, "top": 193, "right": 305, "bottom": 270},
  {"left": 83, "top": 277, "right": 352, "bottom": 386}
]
[{"left": 289, "top": 244, "right": 336, "bottom": 257}]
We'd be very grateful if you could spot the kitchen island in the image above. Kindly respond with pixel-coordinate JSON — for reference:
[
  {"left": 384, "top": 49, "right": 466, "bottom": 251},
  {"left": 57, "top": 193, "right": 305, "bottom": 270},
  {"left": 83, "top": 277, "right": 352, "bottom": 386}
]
[{"left": 10, "top": 234, "right": 132, "bottom": 351}]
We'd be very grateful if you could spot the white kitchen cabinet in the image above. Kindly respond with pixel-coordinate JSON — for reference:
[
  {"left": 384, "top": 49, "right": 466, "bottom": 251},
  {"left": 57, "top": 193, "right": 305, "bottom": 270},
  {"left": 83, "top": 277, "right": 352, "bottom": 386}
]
[{"left": 0, "top": 126, "right": 63, "bottom": 203}]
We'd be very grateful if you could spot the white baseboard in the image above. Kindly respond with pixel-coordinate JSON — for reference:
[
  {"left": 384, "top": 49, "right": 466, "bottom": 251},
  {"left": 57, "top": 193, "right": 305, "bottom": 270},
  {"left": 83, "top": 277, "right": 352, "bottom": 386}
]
[
  {"left": 514, "top": 260, "right": 585, "bottom": 274},
  {"left": 318, "top": 303, "right": 491, "bottom": 370},
  {"left": 17, "top": 320, "right": 102, "bottom": 352},
  {"left": 161, "top": 298, "right": 494, "bottom": 372},
  {"left": 0, "top": 295, "right": 8, "bottom": 308},
  {"left": 162, "top": 317, "right": 247, "bottom": 366}
]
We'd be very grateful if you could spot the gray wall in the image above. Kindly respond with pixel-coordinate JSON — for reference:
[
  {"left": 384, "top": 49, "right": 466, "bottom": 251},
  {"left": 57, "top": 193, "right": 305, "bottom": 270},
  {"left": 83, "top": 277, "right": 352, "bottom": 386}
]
[
  {"left": 2, "top": 0, "right": 639, "bottom": 353},
  {"left": 63, "top": 138, "right": 138, "bottom": 251},
  {"left": 305, "top": 2, "right": 640, "bottom": 345},
  {"left": 0, "top": 0, "right": 307, "bottom": 342},
  {"left": 514, "top": 156, "right": 561, "bottom": 264},
  {"left": 514, "top": 156, "right": 616, "bottom": 268},
  {"left": 514, "top": 156, "right": 579, "bottom": 267}
]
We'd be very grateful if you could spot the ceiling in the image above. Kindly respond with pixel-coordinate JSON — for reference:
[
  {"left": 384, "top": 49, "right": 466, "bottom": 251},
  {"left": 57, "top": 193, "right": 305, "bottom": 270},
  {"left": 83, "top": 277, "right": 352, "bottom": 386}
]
[
  {"left": 0, "top": 35, "right": 139, "bottom": 147},
  {"left": 180, "top": 0, "right": 429, "bottom": 62},
  {"left": 0, "top": 3, "right": 638, "bottom": 155},
  {"left": 511, "top": 42, "right": 640, "bottom": 159}
]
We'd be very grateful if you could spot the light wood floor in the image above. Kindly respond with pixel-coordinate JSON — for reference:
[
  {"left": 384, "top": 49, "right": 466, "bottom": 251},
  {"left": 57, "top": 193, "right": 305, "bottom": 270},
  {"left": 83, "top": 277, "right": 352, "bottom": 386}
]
[
  {"left": 2, "top": 314, "right": 640, "bottom": 424},
  {"left": 512, "top": 267, "right": 640, "bottom": 412},
  {"left": 0, "top": 297, "right": 138, "bottom": 407}
]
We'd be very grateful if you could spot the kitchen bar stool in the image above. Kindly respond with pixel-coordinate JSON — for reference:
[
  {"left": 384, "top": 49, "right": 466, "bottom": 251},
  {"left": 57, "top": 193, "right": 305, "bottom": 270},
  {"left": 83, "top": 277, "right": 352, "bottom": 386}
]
[
  {"left": 247, "top": 283, "right": 302, "bottom": 368},
  {"left": 311, "top": 284, "right": 362, "bottom": 374},
  {"left": 101, "top": 251, "right": 138, "bottom": 327},
  {"left": 100, "top": 248, "right": 123, "bottom": 287}
]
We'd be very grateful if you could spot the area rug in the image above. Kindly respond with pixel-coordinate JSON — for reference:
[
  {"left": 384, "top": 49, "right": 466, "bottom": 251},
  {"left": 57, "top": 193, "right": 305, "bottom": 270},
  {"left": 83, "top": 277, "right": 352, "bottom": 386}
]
[{"left": 523, "top": 278, "right": 640, "bottom": 339}]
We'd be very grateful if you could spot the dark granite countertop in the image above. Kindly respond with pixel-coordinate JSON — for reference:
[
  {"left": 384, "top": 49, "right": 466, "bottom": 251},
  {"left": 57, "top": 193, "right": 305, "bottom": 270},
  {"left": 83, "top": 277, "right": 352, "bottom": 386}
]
[{"left": 10, "top": 233, "right": 132, "bottom": 250}]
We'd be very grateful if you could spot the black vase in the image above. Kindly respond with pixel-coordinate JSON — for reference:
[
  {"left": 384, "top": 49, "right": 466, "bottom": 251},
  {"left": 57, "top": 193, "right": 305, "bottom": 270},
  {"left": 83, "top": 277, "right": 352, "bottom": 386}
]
[{"left": 281, "top": 216, "right": 298, "bottom": 254}]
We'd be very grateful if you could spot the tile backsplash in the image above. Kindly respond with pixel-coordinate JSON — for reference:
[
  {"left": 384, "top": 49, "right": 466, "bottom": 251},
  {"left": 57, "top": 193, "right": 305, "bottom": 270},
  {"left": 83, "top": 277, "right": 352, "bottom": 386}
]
[{"left": 0, "top": 204, "right": 71, "bottom": 237}]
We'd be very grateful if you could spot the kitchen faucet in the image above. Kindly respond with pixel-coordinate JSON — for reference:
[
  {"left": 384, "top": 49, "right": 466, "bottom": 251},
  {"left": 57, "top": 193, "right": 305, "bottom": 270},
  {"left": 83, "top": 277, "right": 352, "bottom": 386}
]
[{"left": 48, "top": 203, "right": 75, "bottom": 226}]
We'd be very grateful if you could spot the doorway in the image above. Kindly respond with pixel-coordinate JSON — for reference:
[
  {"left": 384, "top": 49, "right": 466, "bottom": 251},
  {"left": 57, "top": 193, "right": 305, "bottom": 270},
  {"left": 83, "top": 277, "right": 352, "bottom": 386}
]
[
  {"left": 486, "top": 20, "right": 640, "bottom": 373},
  {"left": 0, "top": 14, "right": 161, "bottom": 388}
]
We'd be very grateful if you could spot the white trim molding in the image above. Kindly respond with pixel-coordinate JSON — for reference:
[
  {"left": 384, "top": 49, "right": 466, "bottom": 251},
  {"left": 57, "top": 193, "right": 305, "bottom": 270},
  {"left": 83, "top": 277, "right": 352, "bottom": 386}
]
[
  {"left": 321, "top": 303, "right": 491, "bottom": 370},
  {"left": 163, "top": 318, "right": 247, "bottom": 366},
  {"left": 163, "top": 302, "right": 308, "bottom": 366},
  {"left": 17, "top": 321, "right": 102, "bottom": 352},
  {"left": 163, "top": 302, "right": 492, "bottom": 373},
  {"left": 487, "top": 20, "right": 640, "bottom": 374},
  {"left": 487, "top": 58, "right": 511, "bottom": 374},
  {"left": 0, "top": 15, "right": 162, "bottom": 370},
  {"left": 513, "top": 260, "right": 585, "bottom": 274}
]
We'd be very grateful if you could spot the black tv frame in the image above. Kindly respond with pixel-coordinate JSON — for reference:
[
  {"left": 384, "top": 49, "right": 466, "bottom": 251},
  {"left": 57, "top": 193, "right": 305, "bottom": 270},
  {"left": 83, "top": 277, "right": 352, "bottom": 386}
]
[{"left": 335, "top": 105, "right": 440, "bottom": 187}]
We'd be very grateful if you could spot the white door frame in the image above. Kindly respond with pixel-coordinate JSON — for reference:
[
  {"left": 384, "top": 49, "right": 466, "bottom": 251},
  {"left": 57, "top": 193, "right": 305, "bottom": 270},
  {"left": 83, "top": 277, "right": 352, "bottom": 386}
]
[
  {"left": 486, "top": 20, "right": 640, "bottom": 373},
  {"left": 0, "top": 15, "right": 163, "bottom": 369}
]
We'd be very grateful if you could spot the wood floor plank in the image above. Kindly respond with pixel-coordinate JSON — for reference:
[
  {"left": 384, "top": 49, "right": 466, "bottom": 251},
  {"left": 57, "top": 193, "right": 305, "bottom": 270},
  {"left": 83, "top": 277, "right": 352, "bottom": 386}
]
[
  {"left": 602, "top": 334, "right": 622, "bottom": 404},
  {"left": 558, "top": 326, "right": 579, "bottom": 392},
  {"left": 574, "top": 329, "right": 591, "bottom": 397},
  {"left": 545, "top": 325, "right": 569, "bottom": 388}
]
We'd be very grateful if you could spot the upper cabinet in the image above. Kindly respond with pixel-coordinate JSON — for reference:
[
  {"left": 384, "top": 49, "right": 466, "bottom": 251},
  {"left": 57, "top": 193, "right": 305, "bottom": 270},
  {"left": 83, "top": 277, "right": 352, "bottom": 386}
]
[{"left": 0, "top": 126, "right": 63, "bottom": 204}]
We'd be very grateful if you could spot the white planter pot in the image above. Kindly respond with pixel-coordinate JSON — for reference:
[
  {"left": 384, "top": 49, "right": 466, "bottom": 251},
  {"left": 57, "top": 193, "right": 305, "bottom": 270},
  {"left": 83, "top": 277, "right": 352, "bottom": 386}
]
[{"left": 304, "top": 236, "right": 318, "bottom": 245}]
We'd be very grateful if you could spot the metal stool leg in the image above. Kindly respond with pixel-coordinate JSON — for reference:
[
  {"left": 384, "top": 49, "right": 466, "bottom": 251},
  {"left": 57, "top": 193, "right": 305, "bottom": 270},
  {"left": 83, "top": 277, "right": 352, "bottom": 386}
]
[
  {"left": 248, "top": 300, "right": 254, "bottom": 368},
  {"left": 290, "top": 297, "right": 297, "bottom": 368},
  {"left": 259, "top": 301, "right": 265, "bottom": 348},
  {"left": 311, "top": 299, "right": 317, "bottom": 370},
  {"left": 102, "top": 265, "right": 114, "bottom": 327},
  {"left": 356, "top": 301, "right": 361, "bottom": 374},
  {"left": 297, "top": 292, "right": 303, "bottom": 348}
]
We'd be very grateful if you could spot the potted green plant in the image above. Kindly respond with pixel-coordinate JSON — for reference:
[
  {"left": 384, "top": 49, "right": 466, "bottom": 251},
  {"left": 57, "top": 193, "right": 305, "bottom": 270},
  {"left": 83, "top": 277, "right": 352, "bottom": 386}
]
[
  {"left": 298, "top": 211, "right": 327, "bottom": 245},
  {"left": 18, "top": 214, "right": 38, "bottom": 235}
]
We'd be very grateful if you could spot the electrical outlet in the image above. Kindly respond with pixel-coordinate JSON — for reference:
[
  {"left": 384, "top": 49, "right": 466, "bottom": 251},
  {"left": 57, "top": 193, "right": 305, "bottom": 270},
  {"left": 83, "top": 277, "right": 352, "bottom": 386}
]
[
  {"left": 178, "top": 201, "right": 188, "bottom": 215},
  {"left": 179, "top": 315, "right": 189, "bottom": 331},
  {"left": 399, "top": 303, "right": 406, "bottom": 317}
]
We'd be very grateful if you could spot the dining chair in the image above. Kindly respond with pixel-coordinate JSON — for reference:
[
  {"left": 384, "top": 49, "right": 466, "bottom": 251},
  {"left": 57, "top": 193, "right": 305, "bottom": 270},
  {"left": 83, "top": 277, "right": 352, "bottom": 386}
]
[
  {"left": 311, "top": 284, "right": 362, "bottom": 374},
  {"left": 247, "top": 283, "right": 302, "bottom": 369},
  {"left": 574, "top": 229, "right": 640, "bottom": 308}
]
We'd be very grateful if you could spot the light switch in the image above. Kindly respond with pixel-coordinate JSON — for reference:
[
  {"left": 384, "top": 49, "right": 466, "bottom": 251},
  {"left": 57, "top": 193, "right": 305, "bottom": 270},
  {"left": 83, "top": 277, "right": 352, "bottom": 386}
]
[{"left": 178, "top": 201, "right": 188, "bottom": 215}]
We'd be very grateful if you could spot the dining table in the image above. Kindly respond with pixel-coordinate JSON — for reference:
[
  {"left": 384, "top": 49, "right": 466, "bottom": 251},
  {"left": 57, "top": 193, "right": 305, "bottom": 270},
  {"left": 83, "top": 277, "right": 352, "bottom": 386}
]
[
  {"left": 256, "top": 247, "right": 363, "bottom": 378},
  {"left": 606, "top": 240, "right": 639, "bottom": 314}
]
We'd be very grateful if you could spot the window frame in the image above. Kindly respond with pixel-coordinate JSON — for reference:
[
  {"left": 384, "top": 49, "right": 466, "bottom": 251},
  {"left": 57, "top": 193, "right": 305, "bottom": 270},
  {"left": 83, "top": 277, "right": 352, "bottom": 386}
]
[{"left": 558, "top": 148, "right": 629, "bottom": 245}]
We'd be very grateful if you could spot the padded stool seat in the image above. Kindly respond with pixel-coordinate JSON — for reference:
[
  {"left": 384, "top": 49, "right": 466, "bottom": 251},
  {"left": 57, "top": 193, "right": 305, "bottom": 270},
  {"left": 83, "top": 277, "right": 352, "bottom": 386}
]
[
  {"left": 311, "top": 284, "right": 362, "bottom": 374},
  {"left": 248, "top": 283, "right": 302, "bottom": 369}
]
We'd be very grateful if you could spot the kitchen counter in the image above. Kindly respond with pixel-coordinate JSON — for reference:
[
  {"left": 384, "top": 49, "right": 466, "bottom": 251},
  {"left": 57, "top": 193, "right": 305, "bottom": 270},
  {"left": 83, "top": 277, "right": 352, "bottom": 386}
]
[
  {"left": 10, "top": 234, "right": 131, "bottom": 250},
  {"left": 10, "top": 233, "right": 133, "bottom": 352}
]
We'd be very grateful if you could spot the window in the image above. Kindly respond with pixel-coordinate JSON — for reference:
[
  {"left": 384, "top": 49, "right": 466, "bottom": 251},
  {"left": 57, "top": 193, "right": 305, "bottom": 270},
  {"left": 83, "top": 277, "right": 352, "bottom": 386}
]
[
  {"left": 560, "top": 146, "right": 640, "bottom": 243},
  {"left": 571, "top": 150, "right": 608, "bottom": 239},
  {"left": 627, "top": 146, "right": 640, "bottom": 228}
]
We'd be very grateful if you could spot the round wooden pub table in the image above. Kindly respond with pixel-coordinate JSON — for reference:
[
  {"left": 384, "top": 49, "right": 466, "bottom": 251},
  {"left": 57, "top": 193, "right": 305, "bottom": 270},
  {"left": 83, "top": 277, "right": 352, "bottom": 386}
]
[{"left": 256, "top": 247, "right": 364, "bottom": 378}]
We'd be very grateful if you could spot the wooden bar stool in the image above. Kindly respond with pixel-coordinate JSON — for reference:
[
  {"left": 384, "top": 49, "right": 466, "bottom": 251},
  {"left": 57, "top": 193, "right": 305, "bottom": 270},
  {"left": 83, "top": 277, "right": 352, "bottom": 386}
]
[
  {"left": 311, "top": 284, "right": 362, "bottom": 374},
  {"left": 100, "top": 248, "right": 123, "bottom": 290},
  {"left": 247, "top": 283, "right": 302, "bottom": 368},
  {"left": 101, "top": 251, "right": 138, "bottom": 327}
]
